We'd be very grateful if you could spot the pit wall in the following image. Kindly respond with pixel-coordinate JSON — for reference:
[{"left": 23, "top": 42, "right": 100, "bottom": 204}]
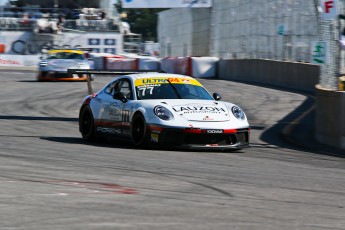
[
  {"left": 218, "top": 59, "right": 319, "bottom": 92},
  {"left": 218, "top": 59, "right": 345, "bottom": 150}
]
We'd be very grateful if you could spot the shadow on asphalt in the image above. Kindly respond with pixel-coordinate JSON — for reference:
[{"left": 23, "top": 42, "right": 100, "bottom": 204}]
[
  {"left": 207, "top": 78, "right": 345, "bottom": 157},
  {"left": 0, "top": 115, "right": 77, "bottom": 122}
]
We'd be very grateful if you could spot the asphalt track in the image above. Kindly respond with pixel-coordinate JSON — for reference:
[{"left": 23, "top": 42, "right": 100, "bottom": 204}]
[{"left": 0, "top": 69, "right": 345, "bottom": 230}]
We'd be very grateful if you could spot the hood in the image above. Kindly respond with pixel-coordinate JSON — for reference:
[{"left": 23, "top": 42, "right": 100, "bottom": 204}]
[
  {"left": 170, "top": 100, "right": 230, "bottom": 122},
  {"left": 48, "top": 59, "right": 83, "bottom": 69}
]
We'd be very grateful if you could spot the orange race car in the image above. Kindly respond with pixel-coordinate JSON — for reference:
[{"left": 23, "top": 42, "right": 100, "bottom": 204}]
[{"left": 37, "top": 49, "right": 94, "bottom": 81}]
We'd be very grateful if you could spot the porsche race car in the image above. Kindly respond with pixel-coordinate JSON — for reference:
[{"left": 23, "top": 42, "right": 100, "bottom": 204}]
[
  {"left": 37, "top": 49, "right": 94, "bottom": 81},
  {"left": 76, "top": 71, "right": 250, "bottom": 150}
]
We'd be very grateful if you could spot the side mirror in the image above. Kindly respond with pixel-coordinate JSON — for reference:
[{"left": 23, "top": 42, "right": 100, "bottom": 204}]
[
  {"left": 213, "top": 93, "right": 221, "bottom": 101},
  {"left": 113, "top": 92, "right": 128, "bottom": 103}
]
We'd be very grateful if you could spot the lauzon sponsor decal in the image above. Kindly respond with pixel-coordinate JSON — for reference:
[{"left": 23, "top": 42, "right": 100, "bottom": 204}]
[{"left": 173, "top": 106, "right": 226, "bottom": 113}]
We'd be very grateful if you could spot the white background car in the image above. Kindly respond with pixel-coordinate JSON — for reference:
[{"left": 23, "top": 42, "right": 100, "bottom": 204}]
[
  {"left": 78, "top": 72, "right": 250, "bottom": 150},
  {"left": 38, "top": 49, "right": 94, "bottom": 81}
]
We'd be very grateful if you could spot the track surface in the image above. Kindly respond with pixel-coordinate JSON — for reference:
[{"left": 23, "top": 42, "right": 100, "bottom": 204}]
[{"left": 1, "top": 70, "right": 345, "bottom": 230}]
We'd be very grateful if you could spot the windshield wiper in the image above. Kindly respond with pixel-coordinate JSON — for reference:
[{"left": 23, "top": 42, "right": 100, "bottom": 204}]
[{"left": 167, "top": 79, "right": 182, "bottom": 99}]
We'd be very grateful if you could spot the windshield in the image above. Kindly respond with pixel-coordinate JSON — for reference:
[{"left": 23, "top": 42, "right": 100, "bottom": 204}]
[{"left": 135, "top": 78, "right": 213, "bottom": 100}]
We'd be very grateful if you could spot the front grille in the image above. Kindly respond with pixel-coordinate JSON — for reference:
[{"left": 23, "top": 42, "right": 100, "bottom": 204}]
[
  {"left": 53, "top": 73, "right": 69, "bottom": 78},
  {"left": 184, "top": 134, "right": 236, "bottom": 145},
  {"left": 159, "top": 129, "right": 249, "bottom": 146}
]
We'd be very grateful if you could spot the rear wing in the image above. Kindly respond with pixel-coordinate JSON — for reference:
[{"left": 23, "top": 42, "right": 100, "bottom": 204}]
[{"left": 67, "top": 69, "right": 161, "bottom": 94}]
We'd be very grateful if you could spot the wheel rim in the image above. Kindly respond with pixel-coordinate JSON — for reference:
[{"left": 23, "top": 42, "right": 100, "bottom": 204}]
[
  {"left": 132, "top": 118, "right": 145, "bottom": 144},
  {"left": 82, "top": 111, "right": 92, "bottom": 136}
]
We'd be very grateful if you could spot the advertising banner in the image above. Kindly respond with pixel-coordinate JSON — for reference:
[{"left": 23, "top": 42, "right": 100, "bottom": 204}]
[
  {"left": 311, "top": 41, "right": 329, "bottom": 64},
  {"left": 1, "top": 31, "right": 122, "bottom": 55},
  {"left": 121, "top": 0, "right": 212, "bottom": 8},
  {"left": 320, "top": 0, "right": 337, "bottom": 20}
]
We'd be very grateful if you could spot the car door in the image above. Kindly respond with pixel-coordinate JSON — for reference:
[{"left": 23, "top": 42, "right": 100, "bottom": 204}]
[{"left": 99, "top": 78, "right": 133, "bottom": 137}]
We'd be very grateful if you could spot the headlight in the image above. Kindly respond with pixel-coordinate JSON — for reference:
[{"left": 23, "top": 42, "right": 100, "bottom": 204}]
[
  {"left": 40, "top": 61, "right": 48, "bottom": 66},
  {"left": 231, "top": 106, "right": 245, "bottom": 120},
  {"left": 154, "top": 106, "right": 174, "bottom": 120}
]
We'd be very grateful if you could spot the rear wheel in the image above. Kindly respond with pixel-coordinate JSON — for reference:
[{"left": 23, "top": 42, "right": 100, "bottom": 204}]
[
  {"left": 79, "top": 106, "right": 96, "bottom": 141},
  {"left": 131, "top": 113, "right": 148, "bottom": 146}
]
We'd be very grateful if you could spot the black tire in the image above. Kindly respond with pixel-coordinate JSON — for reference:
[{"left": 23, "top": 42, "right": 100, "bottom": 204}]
[
  {"left": 131, "top": 113, "right": 148, "bottom": 146},
  {"left": 79, "top": 106, "right": 96, "bottom": 141}
]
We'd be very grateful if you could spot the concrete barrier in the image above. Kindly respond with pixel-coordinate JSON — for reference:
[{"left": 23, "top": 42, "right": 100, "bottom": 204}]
[
  {"left": 217, "top": 58, "right": 345, "bottom": 150},
  {"left": 89, "top": 53, "right": 123, "bottom": 70},
  {"left": 161, "top": 57, "right": 176, "bottom": 73},
  {"left": 161, "top": 56, "right": 219, "bottom": 78},
  {"left": 0, "top": 54, "right": 39, "bottom": 67},
  {"left": 106, "top": 57, "right": 138, "bottom": 70},
  {"left": 218, "top": 59, "right": 320, "bottom": 92},
  {"left": 191, "top": 57, "right": 219, "bottom": 78},
  {"left": 315, "top": 85, "right": 345, "bottom": 149}
]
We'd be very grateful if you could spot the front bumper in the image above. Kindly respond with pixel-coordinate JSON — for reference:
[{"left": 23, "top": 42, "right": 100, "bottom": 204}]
[
  {"left": 148, "top": 125, "right": 250, "bottom": 150},
  {"left": 37, "top": 70, "right": 88, "bottom": 81}
]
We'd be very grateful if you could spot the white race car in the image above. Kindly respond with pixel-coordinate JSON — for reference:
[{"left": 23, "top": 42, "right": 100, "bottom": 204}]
[
  {"left": 38, "top": 49, "right": 94, "bottom": 81},
  {"left": 76, "top": 71, "right": 250, "bottom": 150}
]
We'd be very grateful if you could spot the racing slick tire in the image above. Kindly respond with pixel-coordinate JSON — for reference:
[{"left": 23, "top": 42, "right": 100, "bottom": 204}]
[
  {"left": 131, "top": 113, "right": 149, "bottom": 147},
  {"left": 79, "top": 105, "right": 96, "bottom": 141}
]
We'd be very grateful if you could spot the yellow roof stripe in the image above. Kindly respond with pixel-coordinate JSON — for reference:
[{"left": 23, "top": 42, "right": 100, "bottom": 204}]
[
  {"left": 135, "top": 77, "right": 202, "bottom": 87},
  {"left": 48, "top": 49, "right": 84, "bottom": 54}
]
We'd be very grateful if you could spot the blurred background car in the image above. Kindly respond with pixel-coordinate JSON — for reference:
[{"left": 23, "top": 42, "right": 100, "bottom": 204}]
[{"left": 37, "top": 48, "right": 94, "bottom": 81}]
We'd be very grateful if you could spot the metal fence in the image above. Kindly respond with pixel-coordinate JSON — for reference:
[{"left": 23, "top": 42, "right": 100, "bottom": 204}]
[{"left": 211, "top": 0, "right": 319, "bottom": 62}]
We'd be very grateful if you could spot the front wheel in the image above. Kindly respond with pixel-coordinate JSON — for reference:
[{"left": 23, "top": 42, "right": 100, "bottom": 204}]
[
  {"left": 131, "top": 113, "right": 148, "bottom": 146},
  {"left": 79, "top": 106, "right": 96, "bottom": 141}
]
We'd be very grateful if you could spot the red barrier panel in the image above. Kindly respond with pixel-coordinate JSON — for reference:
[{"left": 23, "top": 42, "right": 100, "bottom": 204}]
[
  {"left": 103, "top": 55, "right": 124, "bottom": 69},
  {"left": 174, "top": 56, "right": 192, "bottom": 76},
  {"left": 0, "top": 44, "right": 5, "bottom": 53}
]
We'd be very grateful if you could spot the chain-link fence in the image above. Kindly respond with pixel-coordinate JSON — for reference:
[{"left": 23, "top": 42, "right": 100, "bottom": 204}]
[
  {"left": 210, "top": 0, "right": 345, "bottom": 90},
  {"left": 211, "top": 0, "right": 318, "bottom": 62}
]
